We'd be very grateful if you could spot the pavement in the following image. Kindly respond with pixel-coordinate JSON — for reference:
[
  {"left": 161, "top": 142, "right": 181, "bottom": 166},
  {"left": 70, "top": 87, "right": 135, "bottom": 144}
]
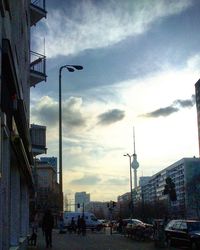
[
  {"left": 26, "top": 227, "right": 185, "bottom": 250},
  {"left": 27, "top": 228, "right": 157, "bottom": 250}
]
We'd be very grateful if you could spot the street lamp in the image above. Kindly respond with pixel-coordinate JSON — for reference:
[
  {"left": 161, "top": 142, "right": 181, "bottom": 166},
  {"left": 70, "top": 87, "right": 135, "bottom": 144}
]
[
  {"left": 124, "top": 153, "right": 133, "bottom": 218},
  {"left": 59, "top": 64, "right": 83, "bottom": 211}
]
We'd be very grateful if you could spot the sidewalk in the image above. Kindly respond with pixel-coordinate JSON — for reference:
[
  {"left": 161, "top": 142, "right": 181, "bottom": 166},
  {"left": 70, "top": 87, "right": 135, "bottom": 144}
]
[
  {"left": 27, "top": 228, "right": 60, "bottom": 250},
  {"left": 26, "top": 228, "right": 156, "bottom": 250}
]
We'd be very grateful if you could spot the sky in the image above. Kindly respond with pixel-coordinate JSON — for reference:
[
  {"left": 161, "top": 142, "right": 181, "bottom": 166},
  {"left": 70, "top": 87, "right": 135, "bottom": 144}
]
[{"left": 30, "top": 0, "right": 200, "bottom": 202}]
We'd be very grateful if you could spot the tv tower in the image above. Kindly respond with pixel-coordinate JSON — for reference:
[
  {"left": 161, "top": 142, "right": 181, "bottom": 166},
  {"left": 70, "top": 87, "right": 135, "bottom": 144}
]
[{"left": 131, "top": 127, "right": 139, "bottom": 188}]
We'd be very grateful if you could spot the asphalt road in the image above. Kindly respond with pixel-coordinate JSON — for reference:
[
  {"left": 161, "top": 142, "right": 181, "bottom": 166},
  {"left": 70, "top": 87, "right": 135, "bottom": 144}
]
[{"left": 29, "top": 228, "right": 172, "bottom": 250}]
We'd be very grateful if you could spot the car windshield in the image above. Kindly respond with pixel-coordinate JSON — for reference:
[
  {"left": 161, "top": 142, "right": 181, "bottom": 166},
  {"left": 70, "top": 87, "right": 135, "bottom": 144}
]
[
  {"left": 91, "top": 215, "right": 97, "bottom": 221},
  {"left": 129, "top": 219, "right": 143, "bottom": 225},
  {"left": 188, "top": 222, "right": 200, "bottom": 232}
]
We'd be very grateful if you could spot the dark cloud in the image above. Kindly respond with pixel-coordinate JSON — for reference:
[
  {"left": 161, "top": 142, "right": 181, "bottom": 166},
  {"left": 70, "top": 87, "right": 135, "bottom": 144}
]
[
  {"left": 174, "top": 94, "right": 195, "bottom": 108},
  {"left": 142, "top": 106, "right": 179, "bottom": 118},
  {"left": 140, "top": 95, "right": 195, "bottom": 118},
  {"left": 31, "top": 100, "right": 58, "bottom": 126},
  {"left": 31, "top": 96, "right": 87, "bottom": 129},
  {"left": 70, "top": 175, "right": 101, "bottom": 186},
  {"left": 97, "top": 109, "right": 125, "bottom": 125}
]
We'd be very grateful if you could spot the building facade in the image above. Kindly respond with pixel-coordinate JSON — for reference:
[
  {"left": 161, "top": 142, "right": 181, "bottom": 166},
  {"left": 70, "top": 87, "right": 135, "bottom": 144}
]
[
  {"left": 84, "top": 201, "right": 107, "bottom": 218},
  {"left": 0, "top": 1, "right": 46, "bottom": 249},
  {"left": 40, "top": 156, "right": 57, "bottom": 174},
  {"left": 36, "top": 159, "right": 60, "bottom": 224},
  {"left": 132, "top": 158, "right": 200, "bottom": 218},
  {"left": 75, "top": 192, "right": 90, "bottom": 212}
]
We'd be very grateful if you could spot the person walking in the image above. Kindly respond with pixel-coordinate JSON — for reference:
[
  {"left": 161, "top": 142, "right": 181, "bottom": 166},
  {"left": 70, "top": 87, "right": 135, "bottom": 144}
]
[
  {"left": 42, "top": 209, "right": 54, "bottom": 248},
  {"left": 81, "top": 216, "right": 86, "bottom": 236},
  {"left": 70, "top": 217, "right": 76, "bottom": 233},
  {"left": 77, "top": 215, "right": 81, "bottom": 235}
]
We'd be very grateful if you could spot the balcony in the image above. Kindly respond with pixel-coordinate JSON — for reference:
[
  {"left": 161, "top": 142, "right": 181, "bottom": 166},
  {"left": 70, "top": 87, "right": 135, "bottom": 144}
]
[
  {"left": 30, "top": 0, "right": 47, "bottom": 26},
  {"left": 30, "top": 124, "right": 47, "bottom": 156},
  {"left": 30, "top": 51, "right": 47, "bottom": 87}
]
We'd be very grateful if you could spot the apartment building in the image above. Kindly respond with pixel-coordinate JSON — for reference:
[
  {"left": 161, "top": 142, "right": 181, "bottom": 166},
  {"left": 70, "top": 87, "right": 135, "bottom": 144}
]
[
  {"left": 132, "top": 158, "right": 200, "bottom": 218},
  {"left": 36, "top": 159, "right": 60, "bottom": 214},
  {"left": 85, "top": 201, "right": 110, "bottom": 218},
  {"left": 0, "top": 1, "right": 46, "bottom": 249}
]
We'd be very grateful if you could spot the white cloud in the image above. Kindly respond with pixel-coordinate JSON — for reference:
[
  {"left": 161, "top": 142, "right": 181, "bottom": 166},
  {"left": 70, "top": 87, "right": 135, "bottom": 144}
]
[
  {"left": 32, "top": 52, "right": 199, "bottom": 201},
  {"left": 33, "top": 0, "right": 192, "bottom": 57}
]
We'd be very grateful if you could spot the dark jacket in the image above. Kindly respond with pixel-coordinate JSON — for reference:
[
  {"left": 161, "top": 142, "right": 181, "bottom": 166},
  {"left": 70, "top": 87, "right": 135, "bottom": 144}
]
[{"left": 42, "top": 210, "right": 54, "bottom": 231}]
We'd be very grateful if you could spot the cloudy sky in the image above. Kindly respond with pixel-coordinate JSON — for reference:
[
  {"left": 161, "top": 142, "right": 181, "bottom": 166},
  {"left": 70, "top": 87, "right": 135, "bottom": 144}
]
[{"left": 30, "top": 0, "right": 200, "bottom": 202}]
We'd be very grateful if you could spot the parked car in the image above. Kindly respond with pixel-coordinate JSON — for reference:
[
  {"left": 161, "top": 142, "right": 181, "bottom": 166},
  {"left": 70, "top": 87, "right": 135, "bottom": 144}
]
[
  {"left": 165, "top": 219, "right": 200, "bottom": 249},
  {"left": 126, "top": 219, "right": 145, "bottom": 229},
  {"left": 124, "top": 219, "right": 153, "bottom": 239},
  {"left": 98, "top": 219, "right": 108, "bottom": 227}
]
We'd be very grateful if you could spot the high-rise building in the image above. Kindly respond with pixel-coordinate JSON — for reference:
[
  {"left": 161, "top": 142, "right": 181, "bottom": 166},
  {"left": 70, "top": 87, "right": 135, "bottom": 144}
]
[
  {"left": 134, "top": 158, "right": 200, "bottom": 218},
  {"left": 75, "top": 192, "right": 90, "bottom": 212}
]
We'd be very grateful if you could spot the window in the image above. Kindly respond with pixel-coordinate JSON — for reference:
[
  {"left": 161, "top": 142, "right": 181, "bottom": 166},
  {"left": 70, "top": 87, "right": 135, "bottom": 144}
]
[
  {"left": 172, "top": 221, "right": 182, "bottom": 230},
  {"left": 179, "top": 222, "right": 187, "bottom": 231}
]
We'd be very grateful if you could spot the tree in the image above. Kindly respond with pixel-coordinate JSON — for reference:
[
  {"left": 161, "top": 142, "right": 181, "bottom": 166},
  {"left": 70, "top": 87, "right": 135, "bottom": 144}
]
[{"left": 163, "top": 177, "right": 177, "bottom": 201}]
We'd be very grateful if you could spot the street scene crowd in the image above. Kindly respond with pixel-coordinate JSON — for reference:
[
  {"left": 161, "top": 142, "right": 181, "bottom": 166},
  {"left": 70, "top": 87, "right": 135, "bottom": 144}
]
[{"left": 28, "top": 210, "right": 200, "bottom": 249}]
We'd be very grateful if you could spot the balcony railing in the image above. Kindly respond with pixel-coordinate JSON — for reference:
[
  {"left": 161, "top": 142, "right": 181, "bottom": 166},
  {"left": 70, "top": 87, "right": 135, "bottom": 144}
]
[
  {"left": 31, "top": 0, "right": 45, "bottom": 9},
  {"left": 30, "top": 0, "right": 47, "bottom": 26},
  {"left": 30, "top": 51, "right": 46, "bottom": 87}
]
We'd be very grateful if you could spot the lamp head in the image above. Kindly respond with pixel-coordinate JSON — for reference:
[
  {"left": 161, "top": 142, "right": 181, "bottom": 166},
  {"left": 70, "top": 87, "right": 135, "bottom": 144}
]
[
  {"left": 72, "top": 65, "right": 83, "bottom": 70},
  {"left": 63, "top": 65, "right": 83, "bottom": 72},
  {"left": 66, "top": 67, "right": 75, "bottom": 72}
]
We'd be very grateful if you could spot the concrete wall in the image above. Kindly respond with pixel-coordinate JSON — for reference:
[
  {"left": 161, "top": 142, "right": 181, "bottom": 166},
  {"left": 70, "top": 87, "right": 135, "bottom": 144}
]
[{"left": 0, "top": 1, "right": 33, "bottom": 249}]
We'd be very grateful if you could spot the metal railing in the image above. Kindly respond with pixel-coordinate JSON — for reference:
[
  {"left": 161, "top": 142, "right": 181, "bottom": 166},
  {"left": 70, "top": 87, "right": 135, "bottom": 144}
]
[
  {"left": 30, "top": 51, "right": 46, "bottom": 76},
  {"left": 31, "top": 0, "right": 45, "bottom": 10}
]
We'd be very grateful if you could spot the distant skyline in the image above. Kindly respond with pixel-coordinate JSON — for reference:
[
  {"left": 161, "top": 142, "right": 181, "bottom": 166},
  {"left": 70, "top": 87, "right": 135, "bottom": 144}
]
[{"left": 31, "top": 0, "right": 200, "bottom": 201}]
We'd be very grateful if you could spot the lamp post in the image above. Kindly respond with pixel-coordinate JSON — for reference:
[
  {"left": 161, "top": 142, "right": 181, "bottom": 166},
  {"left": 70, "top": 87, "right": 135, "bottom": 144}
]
[
  {"left": 59, "top": 64, "right": 83, "bottom": 211},
  {"left": 124, "top": 153, "right": 133, "bottom": 218}
]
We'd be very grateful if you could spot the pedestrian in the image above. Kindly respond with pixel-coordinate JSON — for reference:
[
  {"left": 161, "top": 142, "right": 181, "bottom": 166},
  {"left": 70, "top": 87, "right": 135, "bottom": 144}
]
[
  {"left": 59, "top": 216, "right": 65, "bottom": 234},
  {"left": 42, "top": 209, "right": 54, "bottom": 248},
  {"left": 77, "top": 215, "right": 81, "bottom": 235},
  {"left": 70, "top": 217, "right": 76, "bottom": 233},
  {"left": 33, "top": 211, "right": 39, "bottom": 233},
  {"left": 81, "top": 216, "right": 86, "bottom": 236},
  {"left": 117, "top": 217, "right": 123, "bottom": 233}
]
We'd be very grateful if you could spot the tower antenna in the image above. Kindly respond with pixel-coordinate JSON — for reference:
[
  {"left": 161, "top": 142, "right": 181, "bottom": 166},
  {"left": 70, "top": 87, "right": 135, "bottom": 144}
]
[
  {"left": 131, "top": 126, "right": 139, "bottom": 188},
  {"left": 133, "top": 126, "right": 136, "bottom": 155}
]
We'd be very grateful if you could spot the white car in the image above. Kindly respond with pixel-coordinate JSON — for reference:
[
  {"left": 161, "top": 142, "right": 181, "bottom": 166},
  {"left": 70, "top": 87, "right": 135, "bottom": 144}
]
[{"left": 63, "top": 212, "right": 102, "bottom": 231}]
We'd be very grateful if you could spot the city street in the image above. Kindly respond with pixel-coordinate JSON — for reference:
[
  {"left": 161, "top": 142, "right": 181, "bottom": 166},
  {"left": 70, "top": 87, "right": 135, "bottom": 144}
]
[{"left": 28, "top": 228, "right": 179, "bottom": 250}]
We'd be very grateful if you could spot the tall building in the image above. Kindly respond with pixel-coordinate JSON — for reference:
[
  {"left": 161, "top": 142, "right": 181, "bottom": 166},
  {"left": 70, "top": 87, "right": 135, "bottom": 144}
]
[
  {"left": 0, "top": 0, "right": 47, "bottom": 248},
  {"left": 195, "top": 79, "right": 200, "bottom": 156},
  {"left": 40, "top": 156, "right": 57, "bottom": 173},
  {"left": 85, "top": 201, "right": 111, "bottom": 219},
  {"left": 75, "top": 192, "right": 90, "bottom": 212},
  {"left": 132, "top": 157, "right": 200, "bottom": 218},
  {"left": 36, "top": 160, "right": 60, "bottom": 214}
]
